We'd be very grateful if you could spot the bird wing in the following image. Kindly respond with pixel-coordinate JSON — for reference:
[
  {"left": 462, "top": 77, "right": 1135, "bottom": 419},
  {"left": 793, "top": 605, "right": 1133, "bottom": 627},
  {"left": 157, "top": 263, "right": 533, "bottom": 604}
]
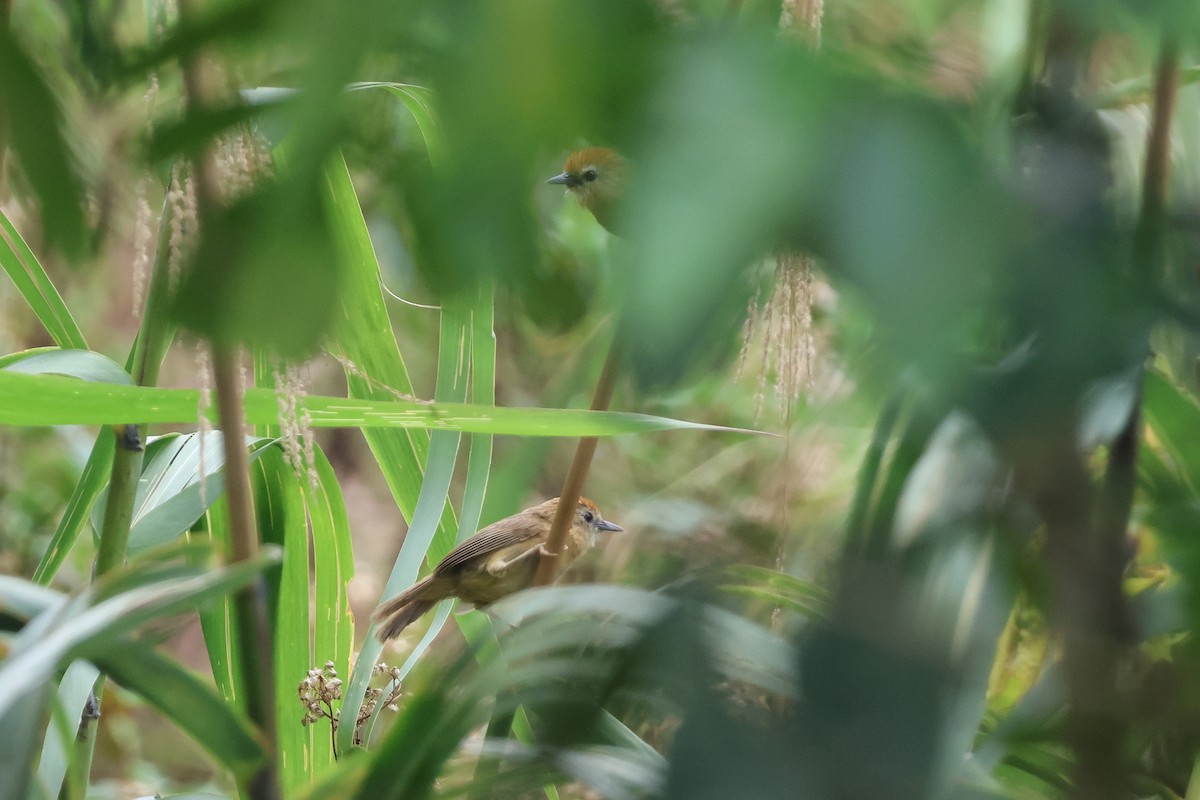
[{"left": 433, "top": 517, "right": 540, "bottom": 576}]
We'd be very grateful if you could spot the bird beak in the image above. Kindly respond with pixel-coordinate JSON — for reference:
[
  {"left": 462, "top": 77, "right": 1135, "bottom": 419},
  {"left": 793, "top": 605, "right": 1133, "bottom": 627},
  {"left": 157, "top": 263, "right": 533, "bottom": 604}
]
[
  {"left": 547, "top": 172, "right": 576, "bottom": 187},
  {"left": 596, "top": 519, "right": 623, "bottom": 532}
]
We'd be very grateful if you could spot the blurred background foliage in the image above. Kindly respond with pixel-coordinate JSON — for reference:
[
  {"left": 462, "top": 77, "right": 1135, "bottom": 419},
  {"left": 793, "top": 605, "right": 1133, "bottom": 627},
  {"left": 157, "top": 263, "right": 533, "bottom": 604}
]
[{"left": 2, "top": 0, "right": 1200, "bottom": 798}]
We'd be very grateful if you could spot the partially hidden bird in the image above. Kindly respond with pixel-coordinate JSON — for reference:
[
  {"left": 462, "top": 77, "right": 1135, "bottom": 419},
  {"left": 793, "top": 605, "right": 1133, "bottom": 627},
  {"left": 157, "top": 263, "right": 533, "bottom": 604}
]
[
  {"left": 547, "top": 147, "right": 629, "bottom": 234},
  {"left": 372, "top": 497, "right": 623, "bottom": 642}
]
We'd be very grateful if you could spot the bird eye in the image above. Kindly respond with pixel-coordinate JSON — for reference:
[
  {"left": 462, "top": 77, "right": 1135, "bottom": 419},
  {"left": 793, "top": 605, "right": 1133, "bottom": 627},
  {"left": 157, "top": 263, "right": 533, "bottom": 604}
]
[
  {"left": 583, "top": 169, "right": 598, "bottom": 182},
  {"left": 582, "top": 510, "right": 595, "bottom": 523}
]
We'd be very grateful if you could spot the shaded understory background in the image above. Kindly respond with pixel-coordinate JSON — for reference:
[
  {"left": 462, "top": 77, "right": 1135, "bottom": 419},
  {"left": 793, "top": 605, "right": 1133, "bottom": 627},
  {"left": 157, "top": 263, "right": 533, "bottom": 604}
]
[{"left": 3, "top": 0, "right": 1200, "bottom": 798}]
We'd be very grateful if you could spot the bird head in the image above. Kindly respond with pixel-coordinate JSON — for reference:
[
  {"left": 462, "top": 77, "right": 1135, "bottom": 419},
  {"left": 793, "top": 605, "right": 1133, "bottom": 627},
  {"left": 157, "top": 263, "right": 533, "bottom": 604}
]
[
  {"left": 574, "top": 496, "right": 623, "bottom": 534},
  {"left": 547, "top": 147, "right": 629, "bottom": 234},
  {"left": 535, "top": 496, "right": 624, "bottom": 534}
]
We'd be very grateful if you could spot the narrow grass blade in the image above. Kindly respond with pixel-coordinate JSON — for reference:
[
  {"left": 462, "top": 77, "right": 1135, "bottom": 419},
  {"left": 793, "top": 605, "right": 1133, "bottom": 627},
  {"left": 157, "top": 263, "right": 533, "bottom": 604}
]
[
  {"left": 0, "top": 211, "right": 86, "bottom": 349},
  {"left": 348, "top": 83, "right": 442, "bottom": 164},
  {"left": 35, "top": 661, "right": 98, "bottom": 799},
  {"left": 341, "top": 299, "right": 471, "bottom": 756},
  {"left": 301, "top": 448, "right": 356, "bottom": 773},
  {"left": 0, "top": 370, "right": 761, "bottom": 437},
  {"left": 32, "top": 433, "right": 115, "bottom": 584},
  {"left": 252, "top": 448, "right": 312, "bottom": 794},
  {"left": 193, "top": 494, "right": 246, "bottom": 710},
  {"left": 95, "top": 643, "right": 267, "bottom": 782}
]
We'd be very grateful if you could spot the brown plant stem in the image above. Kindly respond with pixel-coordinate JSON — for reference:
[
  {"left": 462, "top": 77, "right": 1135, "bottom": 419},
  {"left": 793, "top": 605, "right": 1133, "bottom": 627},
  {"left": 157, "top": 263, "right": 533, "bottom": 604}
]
[
  {"left": 175, "top": 1, "right": 278, "bottom": 794},
  {"left": 532, "top": 341, "right": 621, "bottom": 587},
  {"left": 1025, "top": 39, "right": 1178, "bottom": 800},
  {"left": 1071, "top": 39, "right": 1177, "bottom": 799},
  {"left": 1014, "top": 437, "right": 1121, "bottom": 800},
  {"left": 1135, "top": 44, "right": 1179, "bottom": 260},
  {"left": 212, "top": 347, "right": 279, "bottom": 799}
]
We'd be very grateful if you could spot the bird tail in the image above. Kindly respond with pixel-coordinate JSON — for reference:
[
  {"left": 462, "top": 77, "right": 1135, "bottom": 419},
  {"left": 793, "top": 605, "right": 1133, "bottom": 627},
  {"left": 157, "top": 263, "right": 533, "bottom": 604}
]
[{"left": 372, "top": 575, "right": 444, "bottom": 642}]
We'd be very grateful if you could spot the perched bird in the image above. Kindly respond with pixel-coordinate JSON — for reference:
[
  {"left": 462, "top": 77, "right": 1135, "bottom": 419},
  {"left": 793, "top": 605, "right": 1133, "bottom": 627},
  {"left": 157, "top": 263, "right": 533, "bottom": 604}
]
[
  {"left": 373, "top": 497, "right": 623, "bottom": 642},
  {"left": 547, "top": 147, "right": 629, "bottom": 234}
]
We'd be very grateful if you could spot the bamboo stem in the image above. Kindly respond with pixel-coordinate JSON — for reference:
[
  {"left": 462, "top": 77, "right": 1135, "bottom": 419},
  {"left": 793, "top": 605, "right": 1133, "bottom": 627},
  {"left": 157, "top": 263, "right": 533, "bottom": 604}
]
[{"left": 532, "top": 342, "right": 621, "bottom": 587}]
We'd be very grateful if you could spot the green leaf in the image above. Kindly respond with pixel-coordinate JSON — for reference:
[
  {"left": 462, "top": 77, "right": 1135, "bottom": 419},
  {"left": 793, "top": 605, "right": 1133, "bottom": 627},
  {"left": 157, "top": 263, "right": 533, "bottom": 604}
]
[
  {"left": 490, "top": 585, "right": 798, "bottom": 696},
  {"left": 95, "top": 432, "right": 273, "bottom": 554},
  {"left": 148, "top": 101, "right": 277, "bottom": 162},
  {"left": 719, "top": 564, "right": 828, "bottom": 619},
  {"left": 36, "top": 661, "right": 99, "bottom": 800},
  {"left": 354, "top": 688, "right": 465, "bottom": 800},
  {"left": 322, "top": 150, "right": 457, "bottom": 547},
  {"left": 319, "top": 148, "right": 463, "bottom": 758},
  {"left": 356, "top": 586, "right": 790, "bottom": 799},
  {"left": 194, "top": 494, "right": 247, "bottom": 711},
  {"left": 892, "top": 411, "right": 1002, "bottom": 548},
  {"left": 172, "top": 176, "right": 339, "bottom": 358},
  {"left": 360, "top": 282, "right": 497, "bottom": 745},
  {"left": 0, "top": 551, "right": 279, "bottom": 797},
  {"left": 302, "top": 447, "right": 356, "bottom": 771},
  {"left": 0, "top": 679, "right": 55, "bottom": 800},
  {"left": 0, "top": 369, "right": 757, "bottom": 436},
  {"left": 1091, "top": 65, "right": 1200, "bottom": 109},
  {"left": 0, "top": 575, "right": 64, "bottom": 622},
  {"left": 118, "top": 0, "right": 276, "bottom": 79},
  {"left": 0, "top": 213, "right": 87, "bottom": 349},
  {"left": 4, "top": 349, "right": 132, "bottom": 384},
  {"left": 1144, "top": 369, "right": 1200, "bottom": 494},
  {"left": 94, "top": 643, "right": 267, "bottom": 782},
  {"left": 623, "top": 35, "right": 1017, "bottom": 388},
  {"left": 348, "top": 83, "right": 443, "bottom": 163},
  {"left": 0, "top": 30, "right": 87, "bottom": 257},
  {"left": 342, "top": 299, "right": 471, "bottom": 755},
  {"left": 32, "top": 433, "right": 116, "bottom": 585},
  {"left": 252, "top": 447, "right": 317, "bottom": 793}
]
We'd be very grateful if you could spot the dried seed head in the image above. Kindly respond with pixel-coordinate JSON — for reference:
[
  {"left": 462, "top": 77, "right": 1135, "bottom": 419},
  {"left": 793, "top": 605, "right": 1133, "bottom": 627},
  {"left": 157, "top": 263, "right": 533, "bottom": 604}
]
[
  {"left": 195, "top": 343, "right": 213, "bottom": 506},
  {"left": 213, "top": 128, "right": 274, "bottom": 203},
  {"left": 273, "top": 363, "right": 317, "bottom": 487},
  {"left": 738, "top": 253, "right": 818, "bottom": 420},
  {"left": 779, "top": 0, "right": 823, "bottom": 47},
  {"left": 166, "top": 161, "right": 198, "bottom": 290}
]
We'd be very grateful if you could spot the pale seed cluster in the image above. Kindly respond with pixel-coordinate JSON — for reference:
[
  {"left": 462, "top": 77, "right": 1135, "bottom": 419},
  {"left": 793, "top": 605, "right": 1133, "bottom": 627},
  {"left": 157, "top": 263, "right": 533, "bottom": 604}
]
[
  {"left": 738, "top": 0, "right": 821, "bottom": 420},
  {"left": 213, "top": 128, "right": 273, "bottom": 203},
  {"left": 130, "top": 193, "right": 154, "bottom": 319},
  {"left": 299, "top": 661, "right": 343, "bottom": 728},
  {"left": 352, "top": 663, "right": 405, "bottom": 745},
  {"left": 361, "top": 663, "right": 404, "bottom": 719},
  {"left": 274, "top": 363, "right": 318, "bottom": 487},
  {"left": 780, "top": 0, "right": 824, "bottom": 46},
  {"left": 737, "top": 253, "right": 817, "bottom": 419},
  {"left": 131, "top": 75, "right": 160, "bottom": 319},
  {"left": 166, "top": 161, "right": 198, "bottom": 290},
  {"left": 194, "top": 343, "right": 213, "bottom": 506},
  {"left": 298, "top": 661, "right": 403, "bottom": 748}
]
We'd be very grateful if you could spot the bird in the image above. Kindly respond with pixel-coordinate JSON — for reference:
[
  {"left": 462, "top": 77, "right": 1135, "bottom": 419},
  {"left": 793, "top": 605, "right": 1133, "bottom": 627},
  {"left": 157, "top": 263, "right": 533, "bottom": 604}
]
[
  {"left": 547, "top": 147, "right": 629, "bottom": 234},
  {"left": 372, "top": 497, "right": 623, "bottom": 642}
]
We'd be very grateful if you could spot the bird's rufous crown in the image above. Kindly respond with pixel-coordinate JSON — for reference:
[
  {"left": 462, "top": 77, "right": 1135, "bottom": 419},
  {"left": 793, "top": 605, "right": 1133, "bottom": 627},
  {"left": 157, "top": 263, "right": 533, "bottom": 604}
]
[{"left": 563, "top": 147, "right": 621, "bottom": 175}]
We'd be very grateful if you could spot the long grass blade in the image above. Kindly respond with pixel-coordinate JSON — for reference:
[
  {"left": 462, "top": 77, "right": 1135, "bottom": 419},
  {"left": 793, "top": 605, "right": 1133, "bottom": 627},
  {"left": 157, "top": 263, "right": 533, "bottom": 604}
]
[
  {"left": 0, "top": 208, "right": 87, "bottom": 350},
  {"left": 303, "top": 448, "right": 356, "bottom": 771},
  {"left": 0, "top": 370, "right": 760, "bottom": 436},
  {"left": 341, "top": 298, "right": 471, "bottom": 755}
]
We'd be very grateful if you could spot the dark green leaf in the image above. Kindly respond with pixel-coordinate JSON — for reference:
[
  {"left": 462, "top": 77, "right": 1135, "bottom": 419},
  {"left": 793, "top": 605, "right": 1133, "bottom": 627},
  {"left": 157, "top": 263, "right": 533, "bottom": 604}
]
[
  {"left": 4, "top": 349, "right": 132, "bottom": 385},
  {"left": 95, "top": 643, "right": 267, "bottom": 782},
  {"left": 0, "top": 213, "right": 87, "bottom": 349},
  {"left": 0, "top": 29, "right": 87, "bottom": 257}
]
